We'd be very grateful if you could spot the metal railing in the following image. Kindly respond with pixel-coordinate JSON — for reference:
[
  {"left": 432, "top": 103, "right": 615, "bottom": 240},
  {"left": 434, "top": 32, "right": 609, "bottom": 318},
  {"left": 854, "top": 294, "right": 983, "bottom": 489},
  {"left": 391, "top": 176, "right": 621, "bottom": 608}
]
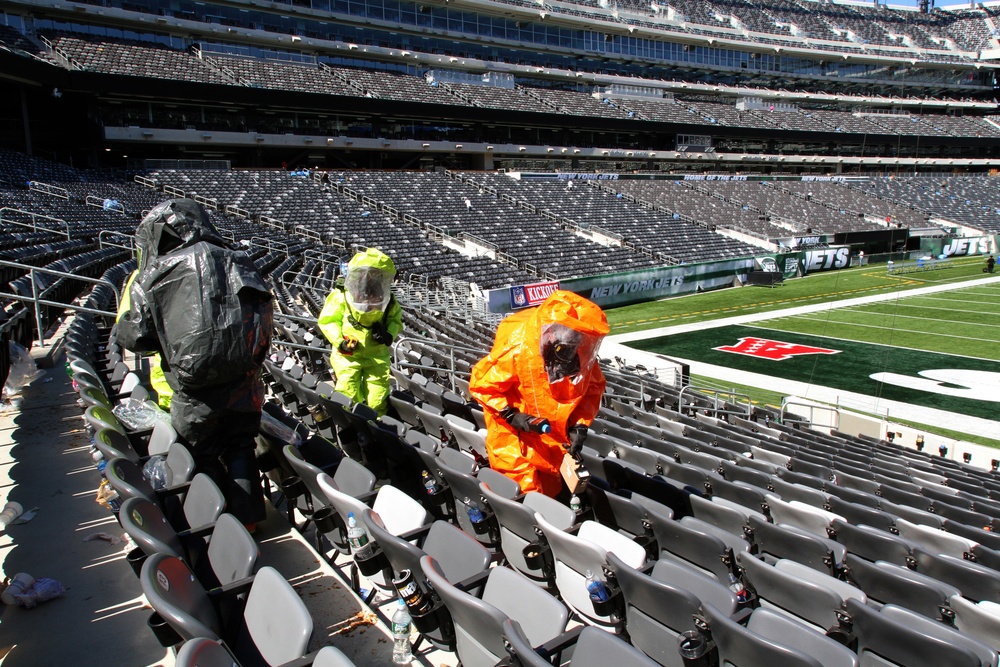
[
  {"left": 98, "top": 230, "right": 135, "bottom": 253},
  {"left": 781, "top": 399, "right": 840, "bottom": 430},
  {"left": 0, "top": 260, "right": 121, "bottom": 346},
  {"left": 679, "top": 385, "right": 752, "bottom": 420},
  {"left": 0, "top": 207, "right": 72, "bottom": 240}
]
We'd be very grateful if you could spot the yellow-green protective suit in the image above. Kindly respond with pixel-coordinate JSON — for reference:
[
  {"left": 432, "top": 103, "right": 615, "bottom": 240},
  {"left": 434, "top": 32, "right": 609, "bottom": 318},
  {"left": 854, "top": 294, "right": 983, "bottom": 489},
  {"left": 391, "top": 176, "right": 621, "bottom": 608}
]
[
  {"left": 317, "top": 249, "right": 403, "bottom": 415},
  {"left": 116, "top": 270, "right": 172, "bottom": 410}
]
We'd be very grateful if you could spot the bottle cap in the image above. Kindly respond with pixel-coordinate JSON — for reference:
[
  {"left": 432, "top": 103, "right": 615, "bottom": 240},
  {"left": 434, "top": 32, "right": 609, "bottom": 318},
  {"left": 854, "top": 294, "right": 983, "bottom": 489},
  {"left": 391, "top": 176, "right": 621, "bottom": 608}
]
[{"left": 540, "top": 423, "right": 551, "bottom": 434}]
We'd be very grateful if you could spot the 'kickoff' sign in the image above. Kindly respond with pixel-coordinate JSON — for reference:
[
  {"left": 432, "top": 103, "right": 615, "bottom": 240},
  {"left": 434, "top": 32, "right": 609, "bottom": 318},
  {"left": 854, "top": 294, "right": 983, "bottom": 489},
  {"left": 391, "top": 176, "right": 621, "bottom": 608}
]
[{"left": 510, "top": 280, "right": 560, "bottom": 309}]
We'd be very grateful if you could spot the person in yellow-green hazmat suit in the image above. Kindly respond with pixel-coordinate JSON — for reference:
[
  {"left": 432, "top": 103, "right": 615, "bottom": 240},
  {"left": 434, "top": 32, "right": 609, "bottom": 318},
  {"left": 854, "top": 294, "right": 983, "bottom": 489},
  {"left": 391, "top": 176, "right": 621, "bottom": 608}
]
[
  {"left": 317, "top": 248, "right": 403, "bottom": 416},
  {"left": 468, "top": 290, "right": 608, "bottom": 497},
  {"left": 116, "top": 270, "right": 173, "bottom": 410}
]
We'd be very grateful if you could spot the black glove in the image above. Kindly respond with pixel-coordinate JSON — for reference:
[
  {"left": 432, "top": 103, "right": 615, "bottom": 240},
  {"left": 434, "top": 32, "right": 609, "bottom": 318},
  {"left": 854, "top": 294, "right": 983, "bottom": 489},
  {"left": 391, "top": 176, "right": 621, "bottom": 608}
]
[
  {"left": 567, "top": 423, "right": 588, "bottom": 456},
  {"left": 371, "top": 322, "right": 393, "bottom": 346},
  {"left": 500, "top": 407, "right": 550, "bottom": 434}
]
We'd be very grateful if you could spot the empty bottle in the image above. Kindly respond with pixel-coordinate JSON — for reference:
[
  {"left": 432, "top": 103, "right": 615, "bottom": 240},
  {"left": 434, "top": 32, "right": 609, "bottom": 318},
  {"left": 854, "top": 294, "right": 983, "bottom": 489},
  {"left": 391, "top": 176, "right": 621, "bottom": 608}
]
[
  {"left": 585, "top": 569, "right": 609, "bottom": 604},
  {"left": 526, "top": 416, "right": 551, "bottom": 434},
  {"left": 346, "top": 512, "right": 373, "bottom": 560},
  {"left": 392, "top": 598, "right": 414, "bottom": 664},
  {"left": 465, "top": 497, "right": 485, "bottom": 525},
  {"left": 727, "top": 573, "right": 748, "bottom": 603},
  {"left": 422, "top": 470, "right": 439, "bottom": 495}
]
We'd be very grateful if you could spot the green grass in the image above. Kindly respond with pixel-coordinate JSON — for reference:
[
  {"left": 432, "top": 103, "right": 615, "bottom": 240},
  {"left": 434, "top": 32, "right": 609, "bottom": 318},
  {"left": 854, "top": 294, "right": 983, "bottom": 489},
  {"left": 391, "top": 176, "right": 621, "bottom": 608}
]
[
  {"left": 606, "top": 255, "right": 1000, "bottom": 446},
  {"left": 606, "top": 255, "right": 993, "bottom": 334}
]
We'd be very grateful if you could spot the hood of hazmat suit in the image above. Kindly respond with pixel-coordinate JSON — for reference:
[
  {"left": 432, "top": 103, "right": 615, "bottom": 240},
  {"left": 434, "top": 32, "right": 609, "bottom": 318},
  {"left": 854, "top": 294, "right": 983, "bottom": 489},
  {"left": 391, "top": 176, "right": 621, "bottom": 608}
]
[
  {"left": 468, "top": 290, "right": 608, "bottom": 495},
  {"left": 116, "top": 198, "right": 273, "bottom": 445}
]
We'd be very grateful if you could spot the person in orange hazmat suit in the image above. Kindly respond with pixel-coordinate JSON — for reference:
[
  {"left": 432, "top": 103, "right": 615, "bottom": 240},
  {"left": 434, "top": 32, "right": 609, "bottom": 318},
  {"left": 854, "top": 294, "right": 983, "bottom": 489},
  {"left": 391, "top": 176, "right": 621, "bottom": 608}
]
[{"left": 468, "top": 290, "right": 608, "bottom": 496}]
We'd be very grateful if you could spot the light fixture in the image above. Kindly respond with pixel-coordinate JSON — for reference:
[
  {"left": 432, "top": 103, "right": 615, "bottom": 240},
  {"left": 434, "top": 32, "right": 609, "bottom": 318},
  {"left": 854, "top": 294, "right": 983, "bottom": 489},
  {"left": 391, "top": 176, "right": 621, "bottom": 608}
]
[
  {"left": 486, "top": 146, "right": 494, "bottom": 150},
  {"left": 455, "top": 144, "right": 463, "bottom": 149},
  {"left": 519, "top": 146, "right": 526, "bottom": 152},
  {"left": 422, "top": 143, "right": 430, "bottom": 148},
  {"left": 141, "top": 131, "right": 154, "bottom": 138},
  {"left": 964, "top": 452, "right": 973, "bottom": 464},
  {"left": 201, "top": 133, "right": 212, "bottom": 140}
]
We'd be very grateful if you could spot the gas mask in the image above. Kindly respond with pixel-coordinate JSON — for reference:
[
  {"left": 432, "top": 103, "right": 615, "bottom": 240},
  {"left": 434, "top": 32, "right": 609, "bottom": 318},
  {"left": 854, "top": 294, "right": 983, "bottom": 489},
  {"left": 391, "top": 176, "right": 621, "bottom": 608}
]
[{"left": 344, "top": 266, "right": 392, "bottom": 313}]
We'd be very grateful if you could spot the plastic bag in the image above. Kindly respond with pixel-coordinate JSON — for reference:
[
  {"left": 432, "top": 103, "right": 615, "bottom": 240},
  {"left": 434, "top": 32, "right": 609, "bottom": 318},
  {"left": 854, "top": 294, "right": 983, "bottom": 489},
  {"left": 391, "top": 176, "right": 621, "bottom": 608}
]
[
  {"left": 113, "top": 398, "right": 167, "bottom": 430},
  {"left": 259, "top": 410, "right": 303, "bottom": 448},
  {"left": 142, "top": 455, "right": 172, "bottom": 490},
  {"left": 3, "top": 341, "right": 44, "bottom": 398},
  {"left": 13, "top": 578, "right": 66, "bottom": 609}
]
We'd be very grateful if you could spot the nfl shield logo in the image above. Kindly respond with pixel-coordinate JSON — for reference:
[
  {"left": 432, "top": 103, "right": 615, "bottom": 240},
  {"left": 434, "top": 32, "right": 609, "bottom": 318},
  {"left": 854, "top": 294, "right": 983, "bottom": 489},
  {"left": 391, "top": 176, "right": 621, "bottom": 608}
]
[{"left": 510, "top": 286, "right": 528, "bottom": 308}]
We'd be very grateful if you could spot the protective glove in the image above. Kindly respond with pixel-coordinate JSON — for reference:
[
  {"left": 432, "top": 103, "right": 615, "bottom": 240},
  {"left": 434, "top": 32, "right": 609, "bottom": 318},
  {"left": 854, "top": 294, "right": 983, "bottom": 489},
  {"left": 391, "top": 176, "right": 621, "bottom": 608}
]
[
  {"left": 567, "top": 423, "right": 589, "bottom": 456},
  {"left": 338, "top": 337, "right": 358, "bottom": 355},
  {"left": 371, "top": 322, "right": 393, "bottom": 346},
  {"left": 500, "top": 407, "right": 550, "bottom": 434}
]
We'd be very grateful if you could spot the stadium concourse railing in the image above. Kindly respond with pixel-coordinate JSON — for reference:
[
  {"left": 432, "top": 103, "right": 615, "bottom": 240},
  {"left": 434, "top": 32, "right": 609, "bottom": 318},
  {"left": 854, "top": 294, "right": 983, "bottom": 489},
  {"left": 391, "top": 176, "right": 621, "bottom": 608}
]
[
  {"left": 679, "top": 384, "right": 752, "bottom": 420},
  {"left": 0, "top": 260, "right": 122, "bottom": 347}
]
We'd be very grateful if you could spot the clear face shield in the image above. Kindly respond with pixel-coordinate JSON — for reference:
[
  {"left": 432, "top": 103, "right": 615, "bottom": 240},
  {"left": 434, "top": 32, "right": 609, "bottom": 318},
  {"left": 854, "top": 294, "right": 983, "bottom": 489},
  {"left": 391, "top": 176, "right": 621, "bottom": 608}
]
[
  {"left": 345, "top": 266, "right": 392, "bottom": 313},
  {"left": 540, "top": 323, "right": 603, "bottom": 386}
]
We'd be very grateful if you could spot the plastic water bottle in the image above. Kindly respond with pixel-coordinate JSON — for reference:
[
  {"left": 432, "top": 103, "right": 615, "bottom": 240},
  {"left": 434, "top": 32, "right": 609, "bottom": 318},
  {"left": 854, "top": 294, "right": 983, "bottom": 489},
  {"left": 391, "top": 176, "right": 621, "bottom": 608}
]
[
  {"left": 392, "top": 598, "right": 413, "bottom": 664},
  {"left": 422, "top": 470, "right": 439, "bottom": 495},
  {"left": 346, "top": 512, "right": 373, "bottom": 560},
  {"left": 727, "top": 573, "right": 748, "bottom": 603},
  {"left": 585, "top": 570, "right": 609, "bottom": 604},
  {"left": 465, "top": 497, "right": 485, "bottom": 525},
  {"left": 569, "top": 495, "right": 581, "bottom": 513}
]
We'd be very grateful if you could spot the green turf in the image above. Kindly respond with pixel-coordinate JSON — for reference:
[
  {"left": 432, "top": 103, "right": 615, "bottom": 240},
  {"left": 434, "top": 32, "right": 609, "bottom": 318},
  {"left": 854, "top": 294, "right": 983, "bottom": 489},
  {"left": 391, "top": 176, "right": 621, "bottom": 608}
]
[
  {"left": 606, "top": 256, "right": 993, "bottom": 334},
  {"left": 605, "top": 256, "right": 1000, "bottom": 441}
]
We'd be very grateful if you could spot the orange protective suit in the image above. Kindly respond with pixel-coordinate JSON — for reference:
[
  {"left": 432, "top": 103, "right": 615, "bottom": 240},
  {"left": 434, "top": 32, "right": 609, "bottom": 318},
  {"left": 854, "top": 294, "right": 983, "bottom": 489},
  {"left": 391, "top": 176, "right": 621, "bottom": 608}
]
[{"left": 468, "top": 290, "right": 609, "bottom": 496}]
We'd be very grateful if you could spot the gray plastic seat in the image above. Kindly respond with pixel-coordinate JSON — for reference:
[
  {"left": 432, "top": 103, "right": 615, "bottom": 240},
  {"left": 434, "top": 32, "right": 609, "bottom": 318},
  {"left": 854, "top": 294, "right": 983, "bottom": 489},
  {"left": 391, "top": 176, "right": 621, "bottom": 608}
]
[
  {"left": 480, "top": 482, "right": 575, "bottom": 584},
  {"left": 435, "top": 452, "right": 517, "bottom": 547},
  {"left": 502, "top": 618, "right": 660, "bottom": 667},
  {"left": 141, "top": 555, "right": 312, "bottom": 666},
  {"left": 744, "top": 607, "right": 859, "bottom": 667},
  {"left": 748, "top": 515, "right": 841, "bottom": 576},
  {"left": 94, "top": 427, "right": 142, "bottom": 464},
  {"left": 896, "top": 517, "right": 978, "bottom": 560},
  {"left": 648, "top": 511, "right": 738, "bottom": 583},
  {"left": 534, "top": 513, "right": 646, "bottom": 630},
  {"left": 765, "top": 494, "right": 843, "bottom": 539},
  {"left": 702, "top": 603, "right": 825, "bottom": 667},
  {"left": 175, "top": 638, "right": 235, "bottom": 667},
  {"left": 421, "top": 554, "right": 569, "bottom": 667},
  {"left": 739, "top": 553, "right": 863, "bottom": 634},
  {"left": 312, "top": 645, "right": 359, "bottom": 667},
  {"left": 609, "top": 552, "right": 735, "bottom": 667},
  {"left": 689, "top": 494, "right": 763, "bottom": 540},
  {"left": 913, "top": 549, "right": 1000, "bottom": 603},
  {"left": 951, "top": 597, "right": 1000, "bottom": 653},
  {"left": 847, "top": 598, "right": 987, "bottom": 667},
  {"left": 284, "top": 445, "right": 375, "bottom": 555},
  {"left": 362, "top": 512, "right": 491, "bottom": 650},
  {"left": 829, "top": 519, "right": 914, "bottom": 566},
  {"left": 844, "top": 554, "right": 960, "bottom": 620}
]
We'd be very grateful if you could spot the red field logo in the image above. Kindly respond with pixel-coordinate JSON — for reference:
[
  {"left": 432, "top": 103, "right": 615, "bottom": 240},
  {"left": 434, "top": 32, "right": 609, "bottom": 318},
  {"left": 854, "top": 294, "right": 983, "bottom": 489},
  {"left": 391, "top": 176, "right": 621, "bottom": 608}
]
[{"left": 714, "top": 337, "right": 841, "bottom": 361}]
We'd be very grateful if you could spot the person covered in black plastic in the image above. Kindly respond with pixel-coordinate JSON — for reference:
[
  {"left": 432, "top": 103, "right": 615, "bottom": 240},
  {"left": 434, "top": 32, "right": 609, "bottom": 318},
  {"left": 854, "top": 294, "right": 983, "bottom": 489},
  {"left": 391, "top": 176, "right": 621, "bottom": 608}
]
[{"left": 116, "top": 198, "right": 274, "bottom": 528}]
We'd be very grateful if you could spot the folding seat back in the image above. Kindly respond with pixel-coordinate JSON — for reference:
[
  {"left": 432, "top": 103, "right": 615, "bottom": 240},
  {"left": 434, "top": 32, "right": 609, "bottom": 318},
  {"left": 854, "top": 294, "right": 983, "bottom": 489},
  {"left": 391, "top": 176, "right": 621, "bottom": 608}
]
[
  {"left": 702, "top": 603, "right": 824, "bottom": 667},
  {"left": 609, "top": 552, "right": 713, "bottom": 667},
  {"left": 121, "top": 496, "right": 184, "bottom": 559},
  {"left": 744, "top": 607, "right": 859, "bottom": 667},
  {"left": 847, "top": 598, "right": 986, "bottom": 667},
  {"left": 534, "top": 514, "right": 645, "bottom": 630},
  {"left": 241, "top": 565, "right": 313, "bottom": 666},
  {"left": 739, "top": 554, "right": 851, "bottom": 633},
  {"left": 363, "top": 513, "right": 490, "bottom": 649},
  {"left": 829, "top": 519, "right": 913, "bottom": 566},
  {"left": 106, "top": 456, "right": 157, "bottom": 504},
  {"left": 826, "top": 496, "right": 896, "bottom": 532},
  {"left": 765, "top": 494, "right": 842, "bottom": 539},
  {"left": 182, "top": 473, "right": 227, "bottom": 532},
  {"left": 205, "top": 513, "right": 258, "bottom": 587},
  {"left": 913, "top": 549, "right": 1000, "bottom": 604},
  {"left": 175, "top": 638, "right": 235, "bottom": 667},
  {"left": 312, "top": 646, "right": 359, "bottom": 667},
  {"left": 896, "top": 517, "right": 977, "bottom": 560},
  {"left": 141, "top": 553, "right": 223, "bottom": 643},
  {"left": 146, "top": 420, "right": 179, "bottom": 457},
  {"left": 950, "top": 596, "right": 1000, "bottom": 653},
  {"left": 748, "top": 516, "right": 840, "bottom": 576},
  {"left": 502, "top": 619, "right": 661, "bottom": 667},
  {"left": 94, "top": 427, "right": 141, "bottom": 464},
  {"left": 844, "top": 554, "right": 959, "bottom": 620},
  {"left": 480, "top": 482, "right": 574, "bottom": 584},
  {"left": 649, "top": 511, "right": 736, "bottom": 583},
  {"left": 421, "top": 555, "right": 569, "bottom": 667}
]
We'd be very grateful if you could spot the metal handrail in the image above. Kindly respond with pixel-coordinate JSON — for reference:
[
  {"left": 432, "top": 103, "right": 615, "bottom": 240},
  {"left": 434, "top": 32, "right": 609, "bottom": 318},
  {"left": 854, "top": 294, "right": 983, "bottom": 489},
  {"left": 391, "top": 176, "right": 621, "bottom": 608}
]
[
  {"left": 0, "top": 259, "right": 120, "bottom": 346},
  {"left": 679, "top": 385, "right": 752, "bottom": 419},
  {"left": 98, "top": 230, "right": 135, "bottom": 253},
  {"left": 781, "top": 399, "right": 840, "bottom": 430},
  {"left": 0, "top": 207, "right": 72, "bottom": 240}
]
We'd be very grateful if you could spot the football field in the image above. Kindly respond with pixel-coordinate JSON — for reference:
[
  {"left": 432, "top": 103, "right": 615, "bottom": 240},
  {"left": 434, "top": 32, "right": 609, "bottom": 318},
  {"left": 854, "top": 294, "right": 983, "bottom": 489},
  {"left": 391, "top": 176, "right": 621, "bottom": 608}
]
[{"left": 621, "top": 280, "right": 1000, "bottom": 422}]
